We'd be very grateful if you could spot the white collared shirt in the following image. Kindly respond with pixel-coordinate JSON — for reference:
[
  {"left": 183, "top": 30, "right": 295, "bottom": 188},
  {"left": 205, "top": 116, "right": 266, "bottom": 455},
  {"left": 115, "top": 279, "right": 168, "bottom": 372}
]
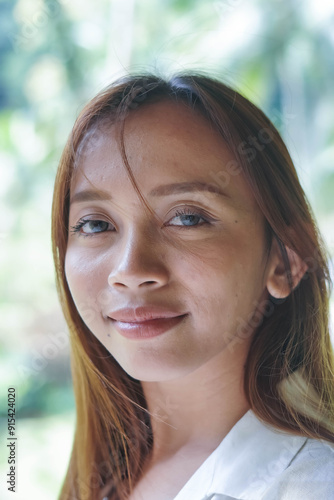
[{"left": 173, "top": 409, "right": 334, "bottom": 500}]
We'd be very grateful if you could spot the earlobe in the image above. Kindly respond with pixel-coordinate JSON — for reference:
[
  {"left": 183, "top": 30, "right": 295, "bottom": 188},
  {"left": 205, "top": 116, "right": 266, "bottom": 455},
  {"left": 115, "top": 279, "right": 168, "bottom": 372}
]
[{"left": 266, "top": 238, "right": 308, "bottom": 299}]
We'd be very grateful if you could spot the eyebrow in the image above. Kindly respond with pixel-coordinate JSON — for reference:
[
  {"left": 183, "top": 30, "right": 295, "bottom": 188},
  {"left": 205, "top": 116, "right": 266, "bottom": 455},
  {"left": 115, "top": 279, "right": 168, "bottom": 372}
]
[
  {"left": 70, "top": 181, "right": 230, "bottom": 204},
  {"left": 149, "top": 181, "right": 230, "bottom": 198},
  {"left": 70, "top": 189, "right": 111, "bottom": 204}
]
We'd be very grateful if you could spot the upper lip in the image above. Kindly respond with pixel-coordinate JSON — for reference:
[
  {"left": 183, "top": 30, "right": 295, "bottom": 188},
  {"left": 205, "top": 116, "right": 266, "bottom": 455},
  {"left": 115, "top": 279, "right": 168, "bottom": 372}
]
[{"left": 109, "top": 306, "right": 187, "bottom": 323}]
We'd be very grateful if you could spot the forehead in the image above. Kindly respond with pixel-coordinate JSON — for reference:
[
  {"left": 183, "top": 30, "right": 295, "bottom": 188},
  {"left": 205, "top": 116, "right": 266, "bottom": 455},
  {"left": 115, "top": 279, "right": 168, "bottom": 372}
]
[
  {"left": 77, "top": 100, "right": 223, "bottom": 160},
  {"left": 123, "top": 99, "right": 227, "bottom": 163},
  {"left": 72, "top": 100, "right": 259, "bottom": 213}
]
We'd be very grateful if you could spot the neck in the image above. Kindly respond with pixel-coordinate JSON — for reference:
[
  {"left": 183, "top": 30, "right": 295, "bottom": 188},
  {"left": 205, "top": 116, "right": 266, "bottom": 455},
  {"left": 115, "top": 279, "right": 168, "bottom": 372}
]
[{"left": 141, "top": 349, "right": 250, "bottom": 461}]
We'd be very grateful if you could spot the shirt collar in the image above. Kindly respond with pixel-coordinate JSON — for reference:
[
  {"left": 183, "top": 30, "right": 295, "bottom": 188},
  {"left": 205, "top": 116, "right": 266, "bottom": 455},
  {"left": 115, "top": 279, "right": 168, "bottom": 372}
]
[{"left": 174, "top": 409, "right": 308, "bottom": 500}]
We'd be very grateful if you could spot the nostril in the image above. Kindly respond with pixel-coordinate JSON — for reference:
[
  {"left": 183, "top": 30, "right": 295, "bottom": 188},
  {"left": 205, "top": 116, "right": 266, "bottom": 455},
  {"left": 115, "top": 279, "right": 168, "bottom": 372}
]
[{"left": 139, "top": 280, "right": 159, "bottom": 287}]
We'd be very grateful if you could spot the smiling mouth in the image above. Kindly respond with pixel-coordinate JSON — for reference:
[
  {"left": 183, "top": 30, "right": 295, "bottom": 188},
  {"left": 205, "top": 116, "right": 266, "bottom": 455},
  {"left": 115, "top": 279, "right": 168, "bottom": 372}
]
[{"left": 109, "top": 314, "right": 188, "bottom": 339}]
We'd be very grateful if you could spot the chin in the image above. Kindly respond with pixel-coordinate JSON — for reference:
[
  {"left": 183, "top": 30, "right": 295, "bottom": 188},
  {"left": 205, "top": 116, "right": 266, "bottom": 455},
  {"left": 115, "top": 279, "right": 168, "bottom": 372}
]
[{"left": 116, "top": 357, "right": 193, "bottom": 383}]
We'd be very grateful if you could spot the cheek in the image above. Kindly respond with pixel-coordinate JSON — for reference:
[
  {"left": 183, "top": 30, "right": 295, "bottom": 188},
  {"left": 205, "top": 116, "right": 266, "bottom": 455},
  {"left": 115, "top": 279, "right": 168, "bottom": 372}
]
[
  {"left": 176, "top": 239, "right": 267, "bottom": 329},
  {"left": 64, "top": 248, "right": 107, "bottom": 329},
  {"left": 174, "top": 237, "right": 255, "bottom": 296}
]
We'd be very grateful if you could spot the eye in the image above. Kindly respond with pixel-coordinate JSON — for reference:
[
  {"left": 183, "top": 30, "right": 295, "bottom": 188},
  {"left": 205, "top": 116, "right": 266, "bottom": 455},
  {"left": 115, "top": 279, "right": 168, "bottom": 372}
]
[
  {"left": 70, "top": 218, "right": 113, "bottom": 236},
  {"left": 166, "top": 207, "right": 211, "bottom": 228}
]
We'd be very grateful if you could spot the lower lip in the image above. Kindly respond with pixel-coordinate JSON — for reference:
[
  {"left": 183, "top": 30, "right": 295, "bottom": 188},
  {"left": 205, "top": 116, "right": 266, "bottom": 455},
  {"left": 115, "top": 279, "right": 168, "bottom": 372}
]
[{"left": 110, "top": 314, "right": 188, "bottom": 339}]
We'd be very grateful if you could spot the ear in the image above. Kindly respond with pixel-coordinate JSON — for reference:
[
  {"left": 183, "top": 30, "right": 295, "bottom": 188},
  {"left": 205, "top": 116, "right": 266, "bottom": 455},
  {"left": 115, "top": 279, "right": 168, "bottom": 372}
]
[{"left": 266, "top": 237, "right": 309, "bottom": 299}]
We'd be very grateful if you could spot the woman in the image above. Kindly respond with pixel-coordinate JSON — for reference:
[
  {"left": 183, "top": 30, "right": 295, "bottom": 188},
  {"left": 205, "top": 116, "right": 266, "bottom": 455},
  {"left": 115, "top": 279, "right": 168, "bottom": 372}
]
[{"left": 52, "top": 73, "right": 334, "bottom": 500}]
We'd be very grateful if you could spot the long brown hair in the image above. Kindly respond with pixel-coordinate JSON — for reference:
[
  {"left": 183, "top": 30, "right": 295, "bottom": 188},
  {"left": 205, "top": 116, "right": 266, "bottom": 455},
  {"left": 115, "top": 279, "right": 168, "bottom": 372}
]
[{"left": 52, "top": 73, "right": 334, "bottom": 500}]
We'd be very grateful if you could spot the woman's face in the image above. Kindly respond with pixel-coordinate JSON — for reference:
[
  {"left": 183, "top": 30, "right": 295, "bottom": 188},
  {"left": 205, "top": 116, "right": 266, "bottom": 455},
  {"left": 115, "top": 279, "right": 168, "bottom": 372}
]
[{"left": 65, "top": 100, "right": 275, "bottom": 382}]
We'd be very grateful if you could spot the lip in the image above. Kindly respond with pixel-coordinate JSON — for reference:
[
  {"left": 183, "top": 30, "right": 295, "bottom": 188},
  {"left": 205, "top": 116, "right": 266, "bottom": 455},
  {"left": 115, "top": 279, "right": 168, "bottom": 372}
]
[
  {"left": 109, "top": 306, "right": 187, "bottom": 323},
  {"left": 110, "top": 314, "right": 188, "bottom": 340}
]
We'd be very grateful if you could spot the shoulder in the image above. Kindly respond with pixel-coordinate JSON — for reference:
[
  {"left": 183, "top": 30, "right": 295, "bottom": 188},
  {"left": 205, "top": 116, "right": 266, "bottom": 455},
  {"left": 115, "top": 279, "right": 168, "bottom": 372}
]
[{"left": 263, "top": 438, "right": 334, "bottom": 500}]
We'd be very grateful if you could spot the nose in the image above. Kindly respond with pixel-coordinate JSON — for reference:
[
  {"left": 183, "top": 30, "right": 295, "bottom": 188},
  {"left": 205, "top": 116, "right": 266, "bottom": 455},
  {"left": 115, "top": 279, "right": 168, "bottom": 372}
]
[{"left": 107, "top": 225, "right": 169, "bottom": 290}]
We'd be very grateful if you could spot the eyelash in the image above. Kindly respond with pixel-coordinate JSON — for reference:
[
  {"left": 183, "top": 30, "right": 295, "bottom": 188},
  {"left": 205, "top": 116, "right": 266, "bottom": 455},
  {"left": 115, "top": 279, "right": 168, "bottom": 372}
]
[{"left": 70, "top": 207, "right": 212, "bottom": 237}]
